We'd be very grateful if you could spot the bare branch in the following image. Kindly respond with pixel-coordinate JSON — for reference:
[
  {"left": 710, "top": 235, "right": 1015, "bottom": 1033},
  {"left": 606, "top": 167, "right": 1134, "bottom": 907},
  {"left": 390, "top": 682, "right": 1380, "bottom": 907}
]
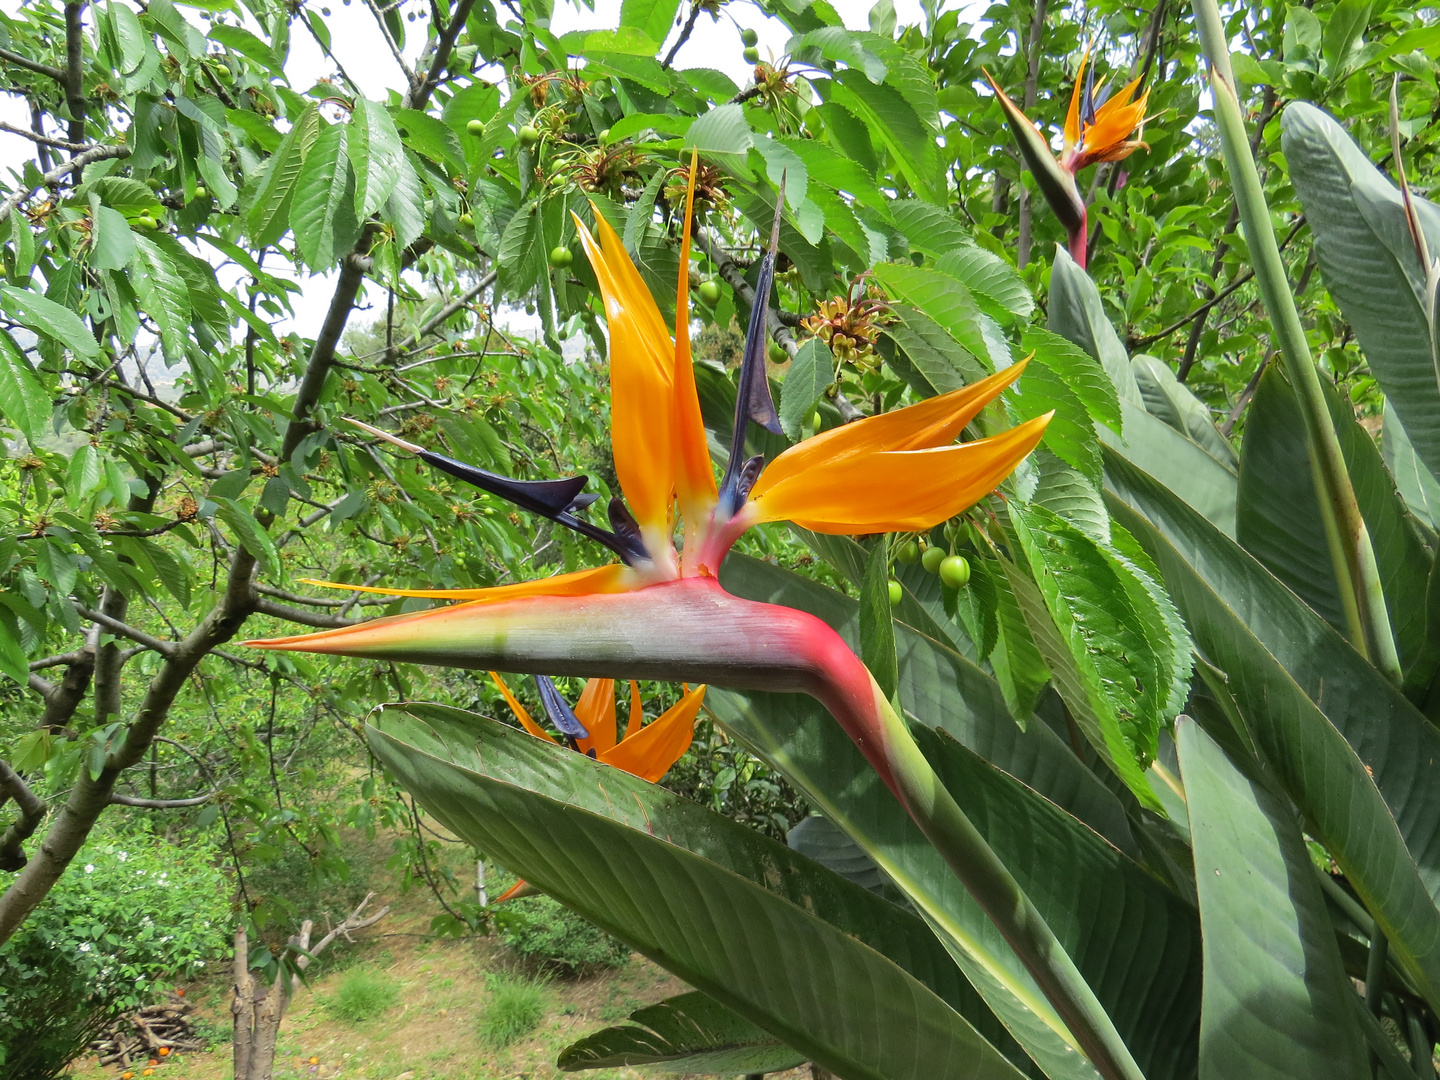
[
  {"left": 78, "top": 607, "right": 178, "bottom": 659},
  {"left": 405, "top": 0, "right": 477, "bottom": 111},
  {"left": 0, "top": 762, "right": 47, "bottom": 872},
  {"left": 254, "top": 583, "right": 390, "bottom": 609},
  {"left": 62, "top": 1, "right": 87, "bottom": 148},
  {"left": 109, "top": 791, "right": 215, "bottom": 809},
  {"left": 0, "top": 119, "right": 86, "bottom": 150},
  {"left": 304, "top": 892, "right": 391, "bottom": 966},
  {"left": 0, "top": 47, "right": 65, "bottom": 83},
  {"left": 662, "top": 1, "right": 702, "bottom": 69},
  {"left": 363, "top": 0, "right": 416, "bottom": 87},
  {"left": 252, "top": 598, "right": 360, "bottom": 629}
]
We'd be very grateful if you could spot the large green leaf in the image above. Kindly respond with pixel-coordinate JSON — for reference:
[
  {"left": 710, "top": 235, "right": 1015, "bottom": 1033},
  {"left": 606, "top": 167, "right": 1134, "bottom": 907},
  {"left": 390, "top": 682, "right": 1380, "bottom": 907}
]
[
  {"left": 707, "top": 686, "right": 1202, "bottom": 1080},
  {"left": 1384, "top": 402, "right": 1440, "bottom": 533},
  {"left": 1282, "top": 103, "right": 1440, "bottom": 480},
  {"left": 367, "top": 704, "right": 1029, "bottom": 1080},
  {"left": 0, "top": 284, "right": 100, "bottom": 361},
  {"left": 1176, "top": 719, "right": 1368, "bottom": 1080},
  {"left": 1104, "top": 449, "right": 1440, "bottom": 1014},
  {"left": 0, "top": 331, "right": 51, "bottom": 444},
  {"left": 558, "top": 991, "right": 807, "bottom": 1074},
  {"left": 871, "top": 262, "right": 1008, "bottom": 371},
  {"left": 1129, "top": 356, "right": 1237, "bottom": 471},
  {"left": 828, "top": 70, "right": 943, "bottom": 202},
  {"left": 1236, "top": 366, "right": 1431, "bottom": 666},
  {"left": 350, "top": 97, "right": 406, "bottom": 220}
]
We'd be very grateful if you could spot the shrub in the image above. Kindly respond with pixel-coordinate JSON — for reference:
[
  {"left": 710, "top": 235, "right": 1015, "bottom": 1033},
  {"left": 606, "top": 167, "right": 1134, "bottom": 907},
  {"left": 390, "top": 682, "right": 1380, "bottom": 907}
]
[
  {"left": 478, "top": 973, "right": 548, "bottom": 1048},
  {"left": 0, "top": 828, "right": 229, "bottom": 1079},
  {"left": 498, "top": 895, "right": 630, "bottom": 976},
  {"left": 327, "top": 969, "right": 399, "bottom": 1024}
]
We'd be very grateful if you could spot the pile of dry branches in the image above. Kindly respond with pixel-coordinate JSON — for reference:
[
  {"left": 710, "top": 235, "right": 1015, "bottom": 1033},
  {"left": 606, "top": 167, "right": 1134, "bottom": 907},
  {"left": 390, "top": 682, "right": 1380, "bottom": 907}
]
[{"left": 92, "top": 995, "right": 203, "bottom": 1067}]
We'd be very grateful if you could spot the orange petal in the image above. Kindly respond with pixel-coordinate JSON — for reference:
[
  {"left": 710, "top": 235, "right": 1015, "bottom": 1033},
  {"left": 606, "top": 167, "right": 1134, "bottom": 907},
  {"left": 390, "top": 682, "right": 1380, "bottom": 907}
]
[
  {"left": 751, "top": 361, "right": 1028, "bottom": 500},
  {"left": 296, "top": 565, "right": 636, "bottom": 603},
  {"left": 574, "top": 678, "right": 617, "bottom": 755},
  {"left": 1064, "top": 45, "right": 1091, "bottom": 152},
  {"left": 600, "top": 685, "right": 705, "bottom": 782},
  {"left": 573, "top": 208, "right": 675, "bottom": 534},
  {"left": 749, "top": 414, "right": 1052, "bottom": 534},
  {"left": 673, "top": 150, "right": 718, "bottom": 523},
  {"left": 489, "top": 671, "right": 556, "bottom": 744},
  {"left": 1085, "top": 82, "right": 1148, "bottom": 156},
  {"left": 624, "top": 680, "right": 644, "bottom": 741}
]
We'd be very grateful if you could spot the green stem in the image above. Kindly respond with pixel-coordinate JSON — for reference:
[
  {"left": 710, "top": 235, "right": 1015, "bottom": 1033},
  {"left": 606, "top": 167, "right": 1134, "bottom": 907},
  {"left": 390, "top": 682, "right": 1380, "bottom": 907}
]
[
  {"left": 1192, "top": 0, "right": 1402, "bottom": 684},
  {"left": 872, "top": 681, "right": 1146, "bottom": 1080}
]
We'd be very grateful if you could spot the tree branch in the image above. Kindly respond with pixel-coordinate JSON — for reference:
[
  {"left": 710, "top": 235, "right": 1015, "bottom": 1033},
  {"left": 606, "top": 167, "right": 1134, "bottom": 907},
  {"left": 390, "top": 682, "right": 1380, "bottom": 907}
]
[
  {"left": 109, "top": 791, "right": 215, "bottom": 809},
  {"left": 0, "top": 761, "right": 47, "bottom": 872},
  {"left": 0, "top": 47, "right": 65, "bottom": 83},
  {"left": 63, "top": 2, "right": 87, "bottom": 148},
  {"left": 253, "top": 583, "right": 390, "bottom": 609},
  {"left": 662, "top": 1, "right": 702, "bottom": 69},
  {"left": 0, "top": 119, "right": 86, "bottom": 150},
  {"left": 252, "top": 598, "right": 360, "bottom": 629},
  {"left": 0, "top": 143, "right": 131, "bottom": 220},
  {"left": 78, "top": 607, "right": 177, "bottom": 659},
  {"left": 405, "top": 0, "right": 476, "bottom": 111}
]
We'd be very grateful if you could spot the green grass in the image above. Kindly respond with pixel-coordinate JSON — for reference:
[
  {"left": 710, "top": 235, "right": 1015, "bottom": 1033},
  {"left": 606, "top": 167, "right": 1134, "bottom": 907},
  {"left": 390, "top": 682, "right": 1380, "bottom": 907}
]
[
  {"left": 478, "top": 973, "right": 549, "bottom": 1048},
  {"left": 327, "top": 969, "right": 400, "bottom": 1023}
]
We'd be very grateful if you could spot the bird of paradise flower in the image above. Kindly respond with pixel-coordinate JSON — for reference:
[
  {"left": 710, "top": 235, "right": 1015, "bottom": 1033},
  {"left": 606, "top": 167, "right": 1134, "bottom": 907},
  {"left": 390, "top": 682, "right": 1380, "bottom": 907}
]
[{"left": 246, "top": 158, "right": 1145, "bottom": 1079}]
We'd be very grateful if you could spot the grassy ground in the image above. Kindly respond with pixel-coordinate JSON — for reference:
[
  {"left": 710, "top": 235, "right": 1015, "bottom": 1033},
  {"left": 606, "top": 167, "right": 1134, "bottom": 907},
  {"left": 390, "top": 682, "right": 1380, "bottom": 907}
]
[{"left": 72, "top": 868, "right": 813, "bottom": 1080}]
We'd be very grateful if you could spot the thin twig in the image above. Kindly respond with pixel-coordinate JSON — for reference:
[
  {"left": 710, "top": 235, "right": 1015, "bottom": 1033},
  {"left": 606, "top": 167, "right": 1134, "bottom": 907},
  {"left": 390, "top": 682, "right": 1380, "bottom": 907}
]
[
  {"left": 0, "top": 119, "right": 86, "bottom": 150},
  {"left": 0, "top": 143, "right": 131, "bottom": 220},
  {"left": 662, "top": 1, "right": 702, "bottom": 69}
]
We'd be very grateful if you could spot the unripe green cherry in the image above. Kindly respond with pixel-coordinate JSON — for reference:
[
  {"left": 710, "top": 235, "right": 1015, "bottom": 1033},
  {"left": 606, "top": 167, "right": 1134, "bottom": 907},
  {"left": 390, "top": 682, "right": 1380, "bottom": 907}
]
[
  {"left": 767, "top": 340, "right": 785, "bottom": 363},
  {"left": 467, "top": 119, "right": 485, "bottom": 136},
  {"left": 193, "top": 186, "right": 208, "bottom": 200},
  {"left": 743, "top": 46, "right": 760, "bottom": 64},
  {"left": 887, "top": 580, "right": 903, "bottom": 606},
  {"left": 896, "top": 540, "right": 920, "bottom": 565},
  {"left": 549, "top": 245, "right": 574, "bottom": 268},
  {"left": 517, "top": 125, "right": 540, "bottom": 147},
  {"left": 921, "top": 545, "right": 947, "bottom": 574},
  {"left": 939, "top": 554, "right": 971, "bottom": 589},
  {"left": 458, "top": 212, "right": 475, "bottom": 227},
  {"left": 697, "top": 279, "right": 721, "bottom": 305},
  {"left": 135, "top": 214, "right": 158, "bottom": 231},
  {"left": 740, "top": 28, "right": 759, "bottom": 46}
]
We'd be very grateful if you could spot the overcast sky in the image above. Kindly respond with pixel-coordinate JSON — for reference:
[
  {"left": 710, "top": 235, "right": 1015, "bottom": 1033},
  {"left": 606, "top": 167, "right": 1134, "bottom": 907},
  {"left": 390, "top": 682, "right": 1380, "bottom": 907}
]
[{"left": 0, "top": 0, "right": 959, "bottom": 344}]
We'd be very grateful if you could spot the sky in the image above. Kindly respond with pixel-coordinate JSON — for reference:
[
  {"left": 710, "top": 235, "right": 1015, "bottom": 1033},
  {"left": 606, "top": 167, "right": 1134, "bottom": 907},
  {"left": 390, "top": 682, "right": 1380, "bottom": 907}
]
[{"left": 0, "top": 0, "right": 953, "bottom": 345}]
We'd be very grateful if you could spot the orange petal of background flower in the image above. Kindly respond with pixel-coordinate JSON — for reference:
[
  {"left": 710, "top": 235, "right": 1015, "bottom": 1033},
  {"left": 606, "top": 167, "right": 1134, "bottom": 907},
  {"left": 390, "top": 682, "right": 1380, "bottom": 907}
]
[
  {"left": 672, "top": 151, "right": 718, "bottom": 522},
  {"left": 574, "top": 677, "right": 617, "bottom": 755},
  {"left": 750, "top": 361, "right": 1028, "bottom": 499},
  {"left": 489, "top": 671, "right": 556, "bottom": 744},
  {"left": 1084, "top": 80, "right": 1148, "bottom": 157},
  {"left": 749, "top": 414, "right": 1052, "bottom": 534},
  {"left": 296, "top": 565, "right": 636, "bottom": 604},
  {"left": 625, "top": 680, "right": 643, "bottom": 740},
  {"left": 600, "top": 685, "right": 705, "bottom": 782},
  {"left": 573, "top": 210, "right": 675, "bottom": 532},
  {"left": 1064, "top": 45, "right": 1091, "bottom": 151}
]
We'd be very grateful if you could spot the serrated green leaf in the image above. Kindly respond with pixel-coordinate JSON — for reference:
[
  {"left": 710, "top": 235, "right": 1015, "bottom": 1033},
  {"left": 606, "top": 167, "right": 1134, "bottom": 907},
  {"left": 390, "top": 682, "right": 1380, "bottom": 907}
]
[
  {"left": 497, "top": 203, "right": 542, "bottom": 296},
  {"left": 778, "top": 338, "right": 832, "bottom": 440},
  {"left": 0, "top": 331, "right": 51, "bottom": 443},
  {"left": 394, "top": 108, "right": 464, "bottom": 176},
  {"left": 933, "top": 245, "right": 1033, "bottom": 322},
  {"left": 384, "top": 151, "right": 428, "bottom": 250},
  {"left": 128, "top": 234, "right": 192, "bottom": 364},
  {"left": 683, "top": 104, "right": 754, "bottom": 176},
  {"left": 137, "top": 538, "right": 190, "bottom": 609},
  {"left": 215, "top": 497, "right": 277, "bottom": 576},
  {"left": 0, "top": 284, "right": 100, "bottom": 360},
  {"left": 67, "top": 444, "right": 103, "bottom": 509},
  {"left": 0, "top": 615, "right": 29, "bottom": 684},
  {"left": 829, "top": 70, "right": 941, "bottom": 203},
  {"left": 88, "top": 202, "right": 135, "bottom": 271},
  {"left": 1007, "top": 504, "right": 1166, "bottom": 810},
  {"left": 558, "top": 991, "right": 807, "bottom": 1074},
  {"left": 871, "top": 263, "right": 1004, "bottom": 372},
  {"left": 617, "top": 0, "right": 680, "bottom": 49},
  {"left": 248, "top": 103, "right": 320, "bottom": 247},
  {"left": 291, "top": 122, "right": 361, "bottom": 270},
  {"left": 788, "top": 27, "right": 887, "bottom": 83}
]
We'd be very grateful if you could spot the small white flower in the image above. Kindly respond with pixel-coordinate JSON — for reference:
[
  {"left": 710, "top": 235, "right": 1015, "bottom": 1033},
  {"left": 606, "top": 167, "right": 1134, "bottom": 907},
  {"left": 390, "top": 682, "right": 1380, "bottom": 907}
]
[
  {"left": 84, "top": 864, "right": 95, "bottom": 873},
  {"left": 78, "top": 942, "right": 92, "bottom": 952},
  {"left": 117, "top": 851, "right": 128, "bottom": 862}
]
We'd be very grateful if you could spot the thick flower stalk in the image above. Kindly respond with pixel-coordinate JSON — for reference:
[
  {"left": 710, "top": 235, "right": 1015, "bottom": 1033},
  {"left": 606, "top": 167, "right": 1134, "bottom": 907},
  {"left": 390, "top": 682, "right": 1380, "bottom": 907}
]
[
  {"left": 985, "top": 48, "right": 1150, "bottom": 266},
  {"left": 247, "top": 160, "right": 1145, "bottom": 1079}
]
